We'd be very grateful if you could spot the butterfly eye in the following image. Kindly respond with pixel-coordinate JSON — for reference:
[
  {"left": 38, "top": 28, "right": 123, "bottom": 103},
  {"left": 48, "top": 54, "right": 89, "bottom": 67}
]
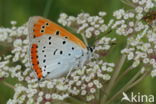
[{"left": 87, "top": 47, "right": 93, "bottom": 52}]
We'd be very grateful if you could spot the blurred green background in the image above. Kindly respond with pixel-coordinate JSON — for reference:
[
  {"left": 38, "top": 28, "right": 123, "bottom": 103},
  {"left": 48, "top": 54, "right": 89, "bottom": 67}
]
[
  {"left": 0, "top": 0, "right": 156, "bottom": 104},
  {"left": 0, "top": 0, "right": 125, "bottom": 27}
]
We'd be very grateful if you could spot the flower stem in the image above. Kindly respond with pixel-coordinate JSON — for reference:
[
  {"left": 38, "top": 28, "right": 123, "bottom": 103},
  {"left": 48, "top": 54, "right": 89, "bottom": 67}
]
[
  {"left": 105, "top": 70, "right": 144, "bottom": 104},
  {"left": 2, "top": 81, "right": 15, "bottom": 89},
  {"left": 67, "top": 97, "right": 88, "bottom": 104},
  {"left": 101, "top": 54, "right": 127, "bottom": 103},
  {"left": 126, "top": 70, "right": 151, "bottom": 90},
  {"left": 43, "top": 0, "right": 53, "bottom": 18},
  {"left": 115, "top": 66, "right": 133, "bottom": 84}
]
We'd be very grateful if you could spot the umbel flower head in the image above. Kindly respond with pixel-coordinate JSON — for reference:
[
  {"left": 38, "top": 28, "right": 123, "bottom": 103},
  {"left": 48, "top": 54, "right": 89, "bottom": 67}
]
[
  {"left": 0, "top": 12, "right": 115, "bottom": 104},
  {"left": 0, "top": 0, "right": 156, "bottom": 104}
]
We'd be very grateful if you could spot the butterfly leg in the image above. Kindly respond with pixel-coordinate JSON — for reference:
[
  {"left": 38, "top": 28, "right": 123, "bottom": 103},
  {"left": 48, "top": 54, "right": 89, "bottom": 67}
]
[{"left": 65, "top": 68, "right": 73, "bottom": 80}]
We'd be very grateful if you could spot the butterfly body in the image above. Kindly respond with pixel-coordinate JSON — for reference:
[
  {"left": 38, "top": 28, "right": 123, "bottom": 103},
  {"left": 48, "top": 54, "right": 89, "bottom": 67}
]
[{"left": 28, "top": 16, "right": 92, "bottom": 80}]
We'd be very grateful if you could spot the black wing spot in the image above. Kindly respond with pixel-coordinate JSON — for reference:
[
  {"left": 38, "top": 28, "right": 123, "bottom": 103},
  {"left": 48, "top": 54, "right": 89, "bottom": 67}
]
[
  {"left": 44, "top": 55, "right": 46, "bottom": 57},
  {"left": 60, "top": 51, "right": 63, "bottom": 55},
  {"left": 68, "top": 53, "right": 71, "bottom": 56},
  {"left": 65, "top": 36, "right": 68, "bottom": 39},
  {"left": 41, "top": 30, "right": 44, "bottom": 33},
  {"left": 43, "top": 46, "right": 46, "bottom": 48},
  {"left": 46, "top": 23, "right": 49, "bottom": 26},
  {"left": 49, "top": 42, "right": 51, "bottom": 45},
  {"left": 56, "top": 31, "right": 60, "bottom": 35},
  {"left": 42, "top": 26, "right": 45, "bottom": 28},
  {"left": 42, "top": 50, "right": 44, "bottom": 52},
  {"left": 43, "top": 59, "right": 46, "bottom": 63},
  {"left": 47, "top": 72, "right": 50, "bottom": 74},
  {"left": 58, "top": 62, "right": 61, "bottom": 64},
  {"left": 72, "top": 47, "right": 74, "bottom": 50},
  {"left": 44, "top": 65, "right": 46, "bottom": 68},
  {"left": 49, "top": 36, "right": 52, "bottom": 40},
  {"left": 53, "top": 49, "right": 58, "bottom": 55},
  {"left": 62, "top": 41, "right": 66, "bottom": 44},
  {"left": 38, "top": 40, "right": 40, "bottom": 43}
]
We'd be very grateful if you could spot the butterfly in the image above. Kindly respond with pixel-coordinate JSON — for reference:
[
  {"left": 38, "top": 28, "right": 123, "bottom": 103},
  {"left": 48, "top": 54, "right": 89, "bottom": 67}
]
[{"left": 28, "top": 16, "right": 93, "bottom": 80}]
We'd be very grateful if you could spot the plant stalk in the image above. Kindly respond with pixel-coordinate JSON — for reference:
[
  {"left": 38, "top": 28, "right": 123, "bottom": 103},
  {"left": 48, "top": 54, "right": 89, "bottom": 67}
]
[
  {"left": 43, "top": 0, "right": 53, "bottom": 18},
  {"left": 105, "top": 70, "right": 144, "bottom": 104},
  {"left": 2, "top": 81, "right": 15, "bottom": 89},
  {"left": 101, "top": 54, "right": 127, "bottom": 103}
]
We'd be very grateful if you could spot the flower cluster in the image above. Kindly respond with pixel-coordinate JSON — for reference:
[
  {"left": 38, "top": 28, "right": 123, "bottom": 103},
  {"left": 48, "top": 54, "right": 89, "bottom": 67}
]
[
  {"left": 58, "top": 12, "right": 114, "bottom": 38},
  {"left": 1, "top": 0, "right": 156, "bottom": 104},
  {"left": 115, "top": 0, "right": 156, "bottom": 76},
  {"left": 0, "top": 15, "right": 115, "bottom": 103},
  {"left": 112, "top": 0, "right": 154, "bottom": 36},
  {"left": 121, "top": 28, "right": 156, "bottom": 76}
]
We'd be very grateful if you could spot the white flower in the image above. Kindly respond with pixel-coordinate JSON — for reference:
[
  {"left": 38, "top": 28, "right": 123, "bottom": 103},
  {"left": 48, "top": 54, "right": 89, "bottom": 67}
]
[
  {"left": 128, "top": 52, "right": 134, "bottom": 60},
  {"left": 151, "top": 69, "right": 156, "bottom": 77}
]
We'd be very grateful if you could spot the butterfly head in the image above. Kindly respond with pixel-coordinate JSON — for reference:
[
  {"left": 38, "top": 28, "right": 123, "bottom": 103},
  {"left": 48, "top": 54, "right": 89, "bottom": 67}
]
[
  {"left": 87, "top": 46, "right": 94, "bottom": 53},
  {"left": 86, "top": 46, "right": 94, "bottom": 60}
]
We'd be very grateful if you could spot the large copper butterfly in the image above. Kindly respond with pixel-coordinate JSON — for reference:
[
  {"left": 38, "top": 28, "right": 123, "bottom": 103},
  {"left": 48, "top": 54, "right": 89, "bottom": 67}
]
[{"left": 28, "top": 16, "right": 92, "bottom": 80}]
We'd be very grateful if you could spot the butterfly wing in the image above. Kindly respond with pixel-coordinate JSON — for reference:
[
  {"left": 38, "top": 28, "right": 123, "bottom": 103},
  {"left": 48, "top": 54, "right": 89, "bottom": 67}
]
[{"left": 28, "top": 16, "right": 89, "bottom": 79}]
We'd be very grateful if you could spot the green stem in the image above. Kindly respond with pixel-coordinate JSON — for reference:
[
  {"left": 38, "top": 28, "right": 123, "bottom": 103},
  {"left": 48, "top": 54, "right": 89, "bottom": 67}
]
[
  {"left": 105, "top": 70, "right": 143, "bottom": 104},
  {"left": 43, "top": 0, "right": 53, "bottom": 18},
  {"left": 126, "top": 70, "right": 151, "bottom": 90},
  {"left": 2, "top": 81, "right": 15, "bottom": 89},
  {"left": 67, "top": 97, "right": 88, "bottom": 104},
  {"left": 115, "top": 66, "right": 133, "bottom": 84},
  {"left": 101, "top": 53, "right": 127, "bottom": 104}
]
